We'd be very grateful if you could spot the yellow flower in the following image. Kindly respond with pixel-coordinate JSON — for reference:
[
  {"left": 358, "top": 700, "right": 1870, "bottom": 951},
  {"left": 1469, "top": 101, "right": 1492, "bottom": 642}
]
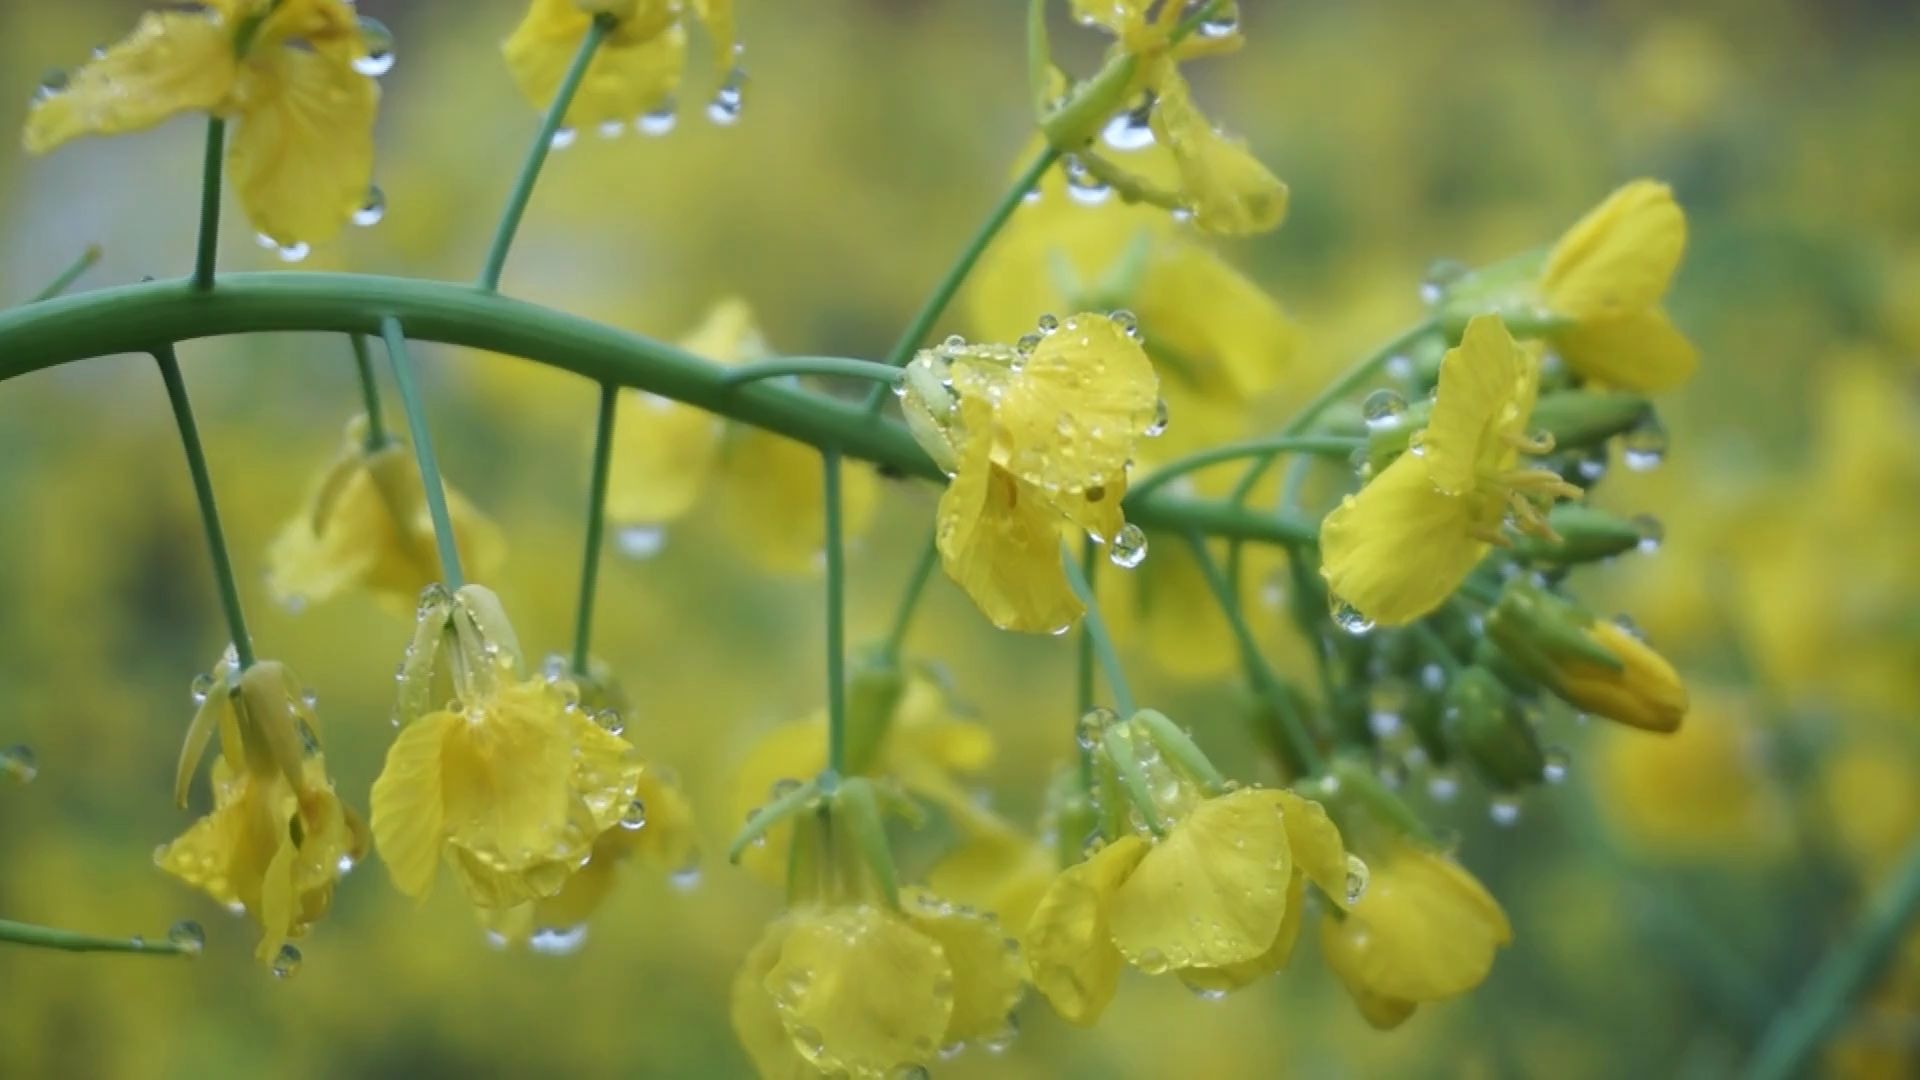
[
  {"left": 732, "top": 891, "right": 1025, "bottom": 1078},
  {"left": 504, "top": 0, "right": 735, "bottom": 130},
  {"left": 369, "top": 585, "right": 648, "bottom": 910},
  {"left": 1537, "top": 180, "right": 1697, "bottom": 391},
  {"left": 1595, "top": 693, "right": 1789, "bottom": 859},
  {"left": 268, "top": 415, "right": 506, "bottom": 613},
  {"left": 1487, "top": 579, "right": 1689, "bottom": 733},
  {"left": 157, "top": 652, "right": 367, "bottom": 963},
  {"left": 1319, "top": 841, "right": 1512, "bottom": 1029},
  {"left": 901, "top": 313, "right": 1160, "bottom": 633},
  {"left": 608, "top": 300, "right": 878, "bottom": 573},
  {"left": 1321, "top": 314, "right": 1577, "bottom": 627},
  {"left": 25, "top": 0, "right": 383, "bottom": 248},
  {"left": 1022, "top": 786, "right": 1348, "bottom": 1024}
]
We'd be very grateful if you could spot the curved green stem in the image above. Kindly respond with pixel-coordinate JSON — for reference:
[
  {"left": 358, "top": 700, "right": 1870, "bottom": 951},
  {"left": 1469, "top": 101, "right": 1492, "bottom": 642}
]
[
  {"left": 192, "top": 118, "right": 225, "bottom": 291},
  {"left": 860, "top": 146, "right": 1062, "bottom": 414},
  {"left": 1060, "top": 545, "right": 1136, "bottom": 716},
  {"left": 1746, "top": 835, "right": 1920, "bottom": 1080},
  {"left": 571, "top": 381, "right": 617, "bottom": 674},
  {"left": 478, "top": 17, "right": 610, "bottom": 292},
  {"left": 1129, "top": 434, "right": 1363, "bottom": 504},
  {"left": 880, "top": 535, "right": 939, "bottom": 662},
  {"left": 380, "top": 317, "right": 465, "bottom": 589},
  {"left": 823, "top": 449, "right": 848, "bottom": 775},
  {"left": 1183, "top": 533, "right": 1324, "bottom": 775},
  {"left": 721, "top": 357, "right": 905, "bottom": 389},
  {"left": 31, "top": 245, "right": 102, "bottom": 303},
  {"left": 0, "top": 919, "right": 197, "bottom": 957},
  {"left": 349, "top": 333, "right": 389, "bottom": 450},
  {"left": 153, "top": 345, "right": 254, "bottom": 670}
]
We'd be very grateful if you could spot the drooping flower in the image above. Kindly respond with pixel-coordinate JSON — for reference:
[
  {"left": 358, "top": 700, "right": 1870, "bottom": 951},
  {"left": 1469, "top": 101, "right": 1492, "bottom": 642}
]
[
  {"left": 369, "top": 585, "right": 650, "bottom": 911},
  {"left": 504, "top": 0, "right": 737, "bottom": 132},
  {"left": 1320, "top": 314, "right": 1579, "bottom": 627},
  {"left": 607, "top": 300, "right": 878, "bottom": 573},
  {"left": 900, "top": 314, "right": 1160, "bottom": 633},
  {"left": 1536, "top": 180, "right": 1697, "bottom": 391},
  {"left": 25, "top": 0, "right": 385, "bottom": 249},
  {"left": 268, "top": 415, "right": 506, "bottom": 613},
  {"left": 1319, "top": 840, "right": 1512, "bottom": 1029},
  {"left": 157, "top": 649, "right": 367, "bottom": 964}
]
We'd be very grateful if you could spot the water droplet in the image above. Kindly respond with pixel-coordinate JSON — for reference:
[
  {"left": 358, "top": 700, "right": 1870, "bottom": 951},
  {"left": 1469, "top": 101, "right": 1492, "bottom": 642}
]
[
  {"left": 1195, "top": 1, "right": 1240, "bottom": 37},
  {"left": 1622, "top": 416, "right": 1668, "bottom": 471},
  {"left": 592, "top": 708, "right": 625, "bottom": 736},
  {"left": 1426, "top": 766, "right": 1459, "bottom": 803},
  {"left": 1329, "top": 597, "right": 1374, "bottom": 635},
  {"left": 1037, "top": 313, "right": 1060, "bottom": 335},
  {"left": 337, "top": 853, "right": 357, "bottom": 874},
  {"left": 529, "top": 925, "right": 589, "bottom": 955},
  {"left": 550, "top": 126, "right": 578, "bottom": 150},
  {"left": 1489, "top": 794, "right": 1522, "bottom": 826},
  {"left": 1110, "top": 309, "right": 1139, "bottom": 336},
  {"left": 1145, "top": 397, "right": 1169, "bottom": 437},
  {"left": 1385, "top": 353, "right": 1415, "bottom": 380},
  {"left": 1189, "top": 984, "right": 1229, "bottom": 1001},
  {"left": 271, "top": 943, "right": 303, "bottom": 979},
  {"left": 769, "top": 777, "right": 803, "bottom": 799},
  {"left": 619, "top": 799, "right": 647, "bottom": 830},
  {"left": 1063, "top": 156, "right": 1112, "bottom": 206},
  {"left": 597, "top": 119, "right": 627, "bottom": 139},
  {"left": 1632, "top": 513, "right": 1664, "bottom": 554},
  {"left": 167, "top": 920, "right": 205, "bottom": 955},
  {"left": 1611, "top": 613, "right": 1648, "bottom": 642},
  {"left": 276, "top": 241, "right": 310, "bottom": 264},
  {"left": 280, "top": 591, "right": 308, "bottom": 614},
  {"left": 891, "top": 1067, "right": 932, "bottom": 1080},
  {"left": 707, "top": 63, "right": 746, "bottom": 126},
  {"left": 616, "top": 524, "right": 667, "bottom": 559},
  {"left": 1420, "top": 258, "right": 1469, "bottom": 305},
  {"left": 353, "top": 17, "right": 396, "bottom": 77},
  {"left": 1343, "top": 854, "right": 1370, "bottom": 905},
  {"left": 638, "top": 99, "right": 678, "bottom": 135},
  {"left": 34, "top": 68, "right": 68, "bottom": 103},
  {"left": 1076, "top": 707, "right": 1117, "bottom": 750},
  {"left": 1362, "top": 388, "right": 1408, "bottom": 431},
  {"left": 1542, "top": 747, "right": 1570, "bottom": 785},
  {"left": 670, "top": 860, "right": 703, "bottom": 892},
  {"left": 189, "top": 673, "right": 214, "bottom": 704},
  {"left": 1576, "top": 452, "right": 1608, "bottom": 483},
  {"left": 1109, "top": 524, "right": 1148, "bottom": 568},
  {"left": 1015, "top": 332, "right": 1042, "bottom": 354},
  {"left": 1101, "top": 92, "right": 1157, "bottom": 150},
  {"left": 1, "top": 744, "right": 38, "bottom": 784}
]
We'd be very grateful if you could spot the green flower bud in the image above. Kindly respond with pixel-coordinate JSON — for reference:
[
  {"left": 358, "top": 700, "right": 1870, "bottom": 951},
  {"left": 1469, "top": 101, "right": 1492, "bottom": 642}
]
[
  {"left": 1527, "top": 391, "right": 1652, "bottom": 449},
  {"left": 843, "top": 649, "right": 907, "bottom": 776},
  {"left": 1510, "top": 504, "right": 1649, "bottom": 565},
  {"left": 1445, "top": 666, "right": 1545, "bottom": 791}
]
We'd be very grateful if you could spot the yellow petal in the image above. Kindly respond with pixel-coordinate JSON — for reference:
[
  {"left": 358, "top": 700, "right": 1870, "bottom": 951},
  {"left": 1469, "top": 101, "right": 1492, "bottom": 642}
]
[
  {"left": 976, "top": 313, "right": 1159, "bottom": 492},
  {"left": 927, "top": 812, "right": 1056, "bottom": 938},
  {"left": 625, "top": 761, "right": 700, "bottom": 872},
  {"left": 1178, "top": 873, "right": 1306, "bottom": 994},
  {"left": 1422, "top": 315, "right": 1527, "bottom": 496},
  {"left": 155, "top": 773, "right": 266, "bottom": 911},
  {"left": 369, "top": 711, "right": 455, "bottom": 900},
  {"left": 717, "top": 429, "right": 880, "bottom": 576},
  {"left": 1550, "top": 308, "right": 1699, "bottom": 393},
  {"left": 23, "top": 12, "right": 237, "bottom": 155},
  {"left": 1542, "top": 180, "right": 1685, "bottom": 322},
  {"left": 439, "top": 685, "right": 575, "bottom": 867},
  {"left": 899, "top": 889, "right": 1025, "bottom": 1047},
  {"left": 731, "top": 713, "right": 828, "bottom": 881},
  {"left": 693, "top": 0, "right": 737, "bottom": 71},
  {"left": 1069, "top": 0, "right": 1152, "bottom": 34},
  {"left": 1319, "top": 844, "right": 1511, "bottom": 1005},
  {"left": 609, "top": 390, "right": 727, "bottom": 525},
  {"left": 227, "top": 45, "right": 379, "bottom": 247},
  {"left": 504, "top": 0, "right": 686, "bottom": 127},
  {"left": 1135, "top": 239, "right": 1299, "bottom": 402},
  {"left": 255, "top": 832, "right": 299, "bottom": 962},
  {"left": 1108, "top": 788, "right": 1296, "bottom": 972},
  {"left": 936, "top": 415, "right": 1084, "bottom": 634},
  {"left": 1318, "top": 453, "right": 1488, "bottom": 627},
  {"left": 174, "top": 686, "right": 233, "bottom": 809},
  {"left": 1274, "top": 789, "right": 1350, "bottom": 908},
  {"left": 732, "top": 918, "right": 819, "bottom": 1079},
  {"left": 1022, "top": 835, "right": 1148, "bottom": 1025},
  {"left": 1148, "top": 63, "right": 1288, "bottom": 237},
  {"left": 766, "top": 906, "right": 952, "bottom": 1076}
]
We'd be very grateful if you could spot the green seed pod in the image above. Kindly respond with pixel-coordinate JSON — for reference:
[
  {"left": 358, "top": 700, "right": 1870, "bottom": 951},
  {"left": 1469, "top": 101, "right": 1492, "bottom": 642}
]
[
  {"left": 1528, "top": 391, "right": 1652, "bottom": 449},
  {"left": 1445, "top": 666, "right": 1545, "bottom": 791},
  {"left": 1510, "top": 503, "right": 1648, "bottom": 565}
]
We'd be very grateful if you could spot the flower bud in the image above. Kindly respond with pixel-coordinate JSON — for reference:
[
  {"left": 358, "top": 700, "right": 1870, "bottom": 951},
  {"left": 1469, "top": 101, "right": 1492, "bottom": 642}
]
[
  {"left": 843, "top": 650, "right": 907, "bottom": 776},
  {"left": 1486, "top": 580, "right": 1687, "bottom": 732},
  {"left": 1444, "top": 667, "right": 1545, "bottom": 791},
  {"left": 1527, "top": 390, "right": 1652, "bottom": 449},
  {"left": 1509, "top": 504, "right": 1646, "bottom": 565}
]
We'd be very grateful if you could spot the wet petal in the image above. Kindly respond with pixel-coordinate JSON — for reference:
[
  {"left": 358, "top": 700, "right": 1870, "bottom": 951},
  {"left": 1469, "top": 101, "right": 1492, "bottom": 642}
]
[
  {"left": 1149, "top": 62, "right": 1288, "bottom": 237},
  {"left": 1319, "top": 453, "right": 1488, "bottom": 627},
  {"left": 1551, "top": 308, "right": 1698, "bottom": 392},
  {"left": 1022, "top": 835, "right": 1148, "bottom": 1025},
  {"left": 766, "top": 906, "right": 952, "bottom": 1076},
  {"left": 1543, "top": 180, "right": 1685, "bottom": 322},
  {"left": 899, "top": 889, "right": 1026, "bottom": 1047},
  {"left": 369, "top": 711, "right": 455, "bottom": 899},
  {"left": 23, "top": 12, "right": 237, "bottom": 154},
  {"left": 1423, "top": 315, "right": 1528, "bottom": 495},
  {"left": 227, "top": 45, "right": 379, "bottom": 247},
  {"left": 936, "top": 412, "right": 1084, "bottom": 634},
  {"left": 505, "top": 0, "right": 686, "bottom": 127}
]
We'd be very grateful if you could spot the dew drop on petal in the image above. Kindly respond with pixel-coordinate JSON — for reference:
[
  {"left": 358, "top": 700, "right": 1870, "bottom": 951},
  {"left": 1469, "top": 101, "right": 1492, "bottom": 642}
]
[
  {"left": 1362, "top": 388, "right": 1408, "bottom": 431},
  {"left": 1343, "top": 854, "right": 1370, "bottom": 905},
  {"left": 271, "top": 943, "right": 303, "bottom": 979},
  {"left": 1329, "top": 596, "right": 1374, "bottom": 636},
  {"left": 353, "top": 17, "right": 396, "bottom": 77},
  {"left": 276, "top": 242, "right": 310, "bottom": 264},
  {"left": 1109, "top": 524, "right": 1148, "bottom": 569},
  {"left": 619, "top": 799, "right": 648, "bottom": 831}
]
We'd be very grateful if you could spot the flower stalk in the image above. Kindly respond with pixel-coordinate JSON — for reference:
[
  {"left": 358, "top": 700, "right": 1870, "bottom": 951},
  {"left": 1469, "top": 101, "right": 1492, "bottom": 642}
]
[
  {"left": 153, "top": 344, "right": 255, "bottom": 669},
  {"left": 572, "top": 380, "right": 618, "bottom": 674},
  {"left": 192, "top": 118, "right": 225, "bottom": 291},
  {"left": 380, "top": 316, "right": 465, "bottom": 589}
]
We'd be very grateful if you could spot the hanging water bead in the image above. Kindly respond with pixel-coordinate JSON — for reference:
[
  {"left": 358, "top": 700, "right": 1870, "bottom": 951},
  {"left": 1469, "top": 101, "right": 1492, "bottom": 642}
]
[
  {"left": 708, "top": 59, "right": 746, "bottom": 126},
  {"left": 1488, "top": 794, "right": 1522, "bottom": 826},
  {"left": 1062, "top": 156, "right": 1112, "bottom": 206},
  {"left": 271, "top": 943, "right": 303, "bottom": 979},
  {"left": 1329, "top": 596, "right": 1374, "bottom": 636},
  {"left": 33, "top": 69, "right": 68, "bottom": 104},
  {"left": 1195, "top": 1, "right": 1242, "bottom": 37},
  {"left": 167, "top": 920, "right": 206, "bottom": 956},
  {"left": 353, "top": 17, "right": 397, "bottom": 77},
  {"left": 638, "top": 99, "right": 678, "bottom": 136},
  {"left": 616, "top": 524, "right": 667, "bottom": 559},
  {"left": 1361, "top": 387, "right": 1408, "bottom": 431},
  {"left": 1419, "top": 258, "right": 1469, "bottom": 305},
  {"left": 529, "top": 925, "right": 589, "bottom": 955},
  {"left": 1101, "top": 93, "right": 1157, "bottom": 151},
  {"left": 1145, "top": 397, "right": 1169, "bottom": 437},
  {"left": 1036, "top": 313, "right": 1060, "bottom": 335},
  {"left": 619, "top": 799, "right": 648, "bottom": 831},
  {"left": 1, "top": 744, "right": 38, "bottom": 784},
  {"left": 550, "top": 126, "right": 578, "bottom": 150},
  {"left": 1542, "top": 747, "right": 1570, "bottom": 785},
  {"left": 1343, "top": 854, "right": 1370, "bottom": 905},
  {"left": 1426, "top": 765, "right": 1460, "bottom": 803},
  {"left": 1631, "top": 513, "right": 1664, "bottom": 554},
  {"left": 1076, "top": 706, "right": 1118, "bottom": 750},
  {"left": 1621, "top": 415, "right": 1668, "bottom": 471},
  {"left": 597, "top": 119, "right": 627, "bottom": 140},
  {"left": 351, "top": 185, "right": 386, "bottom": 227},
  {"left": 1109, "top": 524, "right": 1148, "bottom": 569}
]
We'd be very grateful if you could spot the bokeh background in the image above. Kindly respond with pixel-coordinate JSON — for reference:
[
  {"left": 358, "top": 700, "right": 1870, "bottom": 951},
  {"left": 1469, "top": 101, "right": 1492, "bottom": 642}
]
[{"left": 3, "top": 0, "right": 1919, "bottom": 1076}]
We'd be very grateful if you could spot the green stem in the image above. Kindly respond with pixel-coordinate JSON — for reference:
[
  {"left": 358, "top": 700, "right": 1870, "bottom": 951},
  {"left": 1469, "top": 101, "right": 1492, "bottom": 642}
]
[
  {"left": 380, "top": 317, "right": 465, "bottom": 589},
  {"left": 860, "top": 146, "right": 1062, "bottom": 414},
  {"left": 1129, "top": 435, "right": 1364, "bottom": 504},
  {"left": 1076, "top": 538, "right": 1096, "bottom": 718},
  {"left": 153, "top": 345, "right": 255, "bottom": 670},
  {"left": 1060, "top": 545, "right": 1136, "bottom": 716},
  {"left": 0, "top": 274, "right": 1314, "bottom": 547},
  {"left": 0, "top": 919, "right": 196, "bottom": 957},
  {"left": 880, "top": 535, "right": 939, "bottom": 662},
  {"left": 31, "top": 245, "right": 102, "bottom": 303},
  {"left": 823, "top": 449, "right": 848, "bottom": 775},
  {"left": 477, "top": 17, "right": 610, "bottom": 292},
  {"left": 1228, "top": 318, "right": 1437, "bottom": 505},
  {"left": 571, "top": 381, "right": 618, "bottom": 674},
  {"left": 1746, "top": 835, "right": 1920, "bottom": 1080},
  {"left": 192, "top": 118, "right": 224, "bottom": 291},
  {"left": 721, "top": 357, "right": 906, "bottom": 389},
  {"left": 1183, "top": 533, "right": 1324, "bottom": 774},
  {"left": 349, "top": 333, "right": 390, "bottom": 449}
]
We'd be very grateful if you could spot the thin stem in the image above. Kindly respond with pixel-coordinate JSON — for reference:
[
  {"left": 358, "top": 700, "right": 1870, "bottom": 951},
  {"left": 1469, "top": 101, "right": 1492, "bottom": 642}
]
[
  {"left": 860, "top": 145, "right": 1063, "bottom": 414},
  {"left": 380, "top": 317, "right": 465, "bottom": 589},
  {"left": 477, "top": 17, "right": 611, "bottom": 292},
  {"left": 349, "top": 333, "right": 389, "bottom": 449},
  {"left": 1075, "top": 537, "right": 1098, "bottom": 791},
  {"left": 192, "top": 118, "right": 225, "bottom": 291},
  {"left": 1228, "top": 318, "right": 1437, "bottom": 505},
  {"left": 571, "top": 381, "right": 618, "bottom": 674},
  {"left": 1060, "top": 545, "right": 1136, "bottom": 716},
  {"left": 31, "top": 245, "right": 102, "bottom": 303},
  {"left": 880, "top": 535, "right": 940, "bottom": 662},
  {"left": 1183, "top": 533, "right": 1324, "bottom": 774},
  {"left": 1746, "top": 835, "right": 1920, "bottom": 1080},
  {"left": 823, "top": 449, "right": 848, "bottom": 775},
  {"left": 1128, "top": 434, "right": 1364, "bottom": 504},
  {"left": 0, "top": 919, "right": 196, "bottom": 957},
  {"left": 721, "top": 357, "right": 906, "bottom": 389},
  {"left": 153, "top": 345, "right": 255, "bottom": 670}
]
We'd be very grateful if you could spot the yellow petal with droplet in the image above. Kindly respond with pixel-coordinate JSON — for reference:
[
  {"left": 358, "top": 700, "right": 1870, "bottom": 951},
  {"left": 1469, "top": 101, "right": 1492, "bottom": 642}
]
[
  {"left": 988, "top": 313, "right": 1158, "bottom": 492},
  {"left": 732, "top": 917, "right": 818, "bottom": 1079},
  {"left": 1022, "top": 835, "right": 1148, "bottom": 1025},
  {"left": 899, "top": 888, "right": 1026, "bottom": 1047},
  {"left": 765, "top": 906, "right": 952, "bottom": 1077},
  {"left": 1422, "top": 315, "right": 1528, "bottom": 496},
  {"left": 23, "top": 12, "right": 237, "bottom": 155},
  {"left": 731, "top": 713, "right": 828, "bottom": 881},
  {"left": 1318, "top": 844, "right": 1511, "bottom": 1005},
  {"left": 369, "top": 710, "right": 455, "bottom": 900},
  {"left": 227, "top": 46, "right": 378, "bottom": 247},
  {"left": 1178, "top": 873, "right": 1306, "bottom": 994},
  {"left": 505, "top": 0, "right": 686, "bottom": 127},
  {"left": 1148, "top": 63, "right": 1288, "bottom": 237},
  {"left": 1318, "top": 453, "right": 1487, "bottom": 628}
]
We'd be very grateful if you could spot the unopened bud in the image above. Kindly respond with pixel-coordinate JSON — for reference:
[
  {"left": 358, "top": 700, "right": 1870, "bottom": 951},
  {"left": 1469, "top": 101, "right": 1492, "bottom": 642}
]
[
  {"left": 1486, "top": 580, "right": 1686, "bottom": 733},
  {"left": 1444, "top": 666, "right": 1544, "bottom": 790},
  {"left": 1510, "top": 504, "right": 1646, "bottom": 565}
]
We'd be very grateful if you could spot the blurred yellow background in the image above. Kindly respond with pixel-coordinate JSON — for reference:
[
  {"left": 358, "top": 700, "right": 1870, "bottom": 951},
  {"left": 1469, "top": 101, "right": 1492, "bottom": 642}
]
[{"left": 2, "top": 0, "right": 1917, "bottom": 1076}]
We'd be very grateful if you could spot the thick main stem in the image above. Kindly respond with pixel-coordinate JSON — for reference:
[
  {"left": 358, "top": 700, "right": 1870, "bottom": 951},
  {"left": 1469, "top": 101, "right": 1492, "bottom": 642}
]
[
  {"left": 1060, "top": 546, "right": 1136, "bottom": 716},
  {"left": 349, "top": 333, "right": 390, "bottom": 449},
  {"left": 192, "top": 119, "right": 225, "bottom": 291},
  {"left": 478, "top": 17, "right": 610, "bottom": 292},
  {"left": 153, "top": 345, "right": 255, "bottom": 670},
  {"left": 0, "top": 919, "right": 196, "bottom": 957},
  {"left": 572, "top": 381, "right": 618, "bottom": 674},
  {"left": 860, "top": 146, "right": 1062, "bottom": 414},
  {"left": 823, "top": 449, "right": 848, "bottom": 775},
  {"left": 380, "top": 317, "right": 465, "bottom": 589}
]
